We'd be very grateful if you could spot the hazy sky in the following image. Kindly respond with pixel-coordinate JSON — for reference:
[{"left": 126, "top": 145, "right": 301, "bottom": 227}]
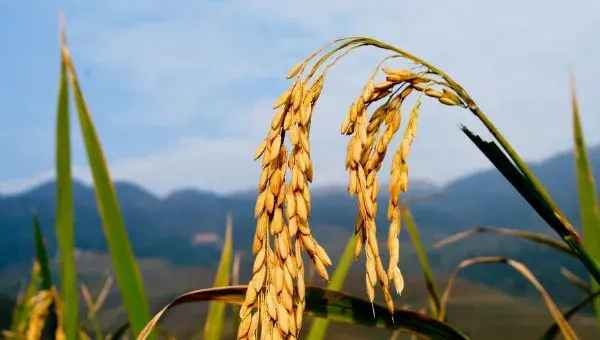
[{"left": 1, "top": 0, "right": 599, "bottom": 196}]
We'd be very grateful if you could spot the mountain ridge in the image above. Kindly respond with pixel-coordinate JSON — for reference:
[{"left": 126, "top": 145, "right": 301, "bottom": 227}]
[{"left": 1, "top": 144, "right": 599, "bottom": 306}]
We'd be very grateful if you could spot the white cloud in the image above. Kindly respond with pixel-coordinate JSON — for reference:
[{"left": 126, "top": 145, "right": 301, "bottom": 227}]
[{"left": 4, "top": 0, "right": 600, "bottom": 195}]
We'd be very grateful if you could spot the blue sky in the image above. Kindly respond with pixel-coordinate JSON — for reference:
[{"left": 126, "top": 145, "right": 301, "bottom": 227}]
[{"left": 1, "top": 0, "right": 599, "bottom": 196}]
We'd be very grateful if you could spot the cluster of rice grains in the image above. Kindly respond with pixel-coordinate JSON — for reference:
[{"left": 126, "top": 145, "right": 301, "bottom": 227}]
[
  {"left": 24, "top": 287, "right": 66, "bottom": 340},
  {"left": 237, "top": 37, "right": 466, "bottom": 340}
]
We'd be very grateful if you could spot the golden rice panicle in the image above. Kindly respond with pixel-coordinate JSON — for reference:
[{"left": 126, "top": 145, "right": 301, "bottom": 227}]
[
  {"left": 386, "top": 98, "right": 422, "bottom": 296},
  {"left": 345, "top": 61, "right": 420, "bottom": 312},
  {"left": 241, "top": 82, "right": 291, "bottom": 339},
  {"left": 242, "top": 69, "right": 331, "bottom": 338},
  {"left": 25, "top": 290, "right": 53, "bottom": 340},
  {"left": 343, "top": 74, "right": 402, "bottom": 314}
]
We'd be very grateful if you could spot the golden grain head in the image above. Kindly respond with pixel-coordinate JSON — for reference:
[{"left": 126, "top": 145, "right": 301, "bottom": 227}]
[{"left": 241, "top": 37, "right": 477, "bottom": 338}]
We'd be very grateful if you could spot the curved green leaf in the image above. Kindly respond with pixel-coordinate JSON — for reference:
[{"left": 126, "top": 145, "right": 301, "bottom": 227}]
[{"left": 136, "top": 286, "right": 470, "bottom": 340}]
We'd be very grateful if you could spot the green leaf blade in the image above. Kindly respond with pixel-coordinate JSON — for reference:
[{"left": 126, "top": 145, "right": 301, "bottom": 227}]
[
  {"left": 32, "top": 212, "right": 58, "bottom": 336},
  {"left": 32, "top": 212, "right": 54, "bottom": 292},
  {"left": 61, "top": 41, "right": 151, "bottom": 338},
  {"left": 461, "top": 125, "right": 600, "bottom": 286},
  {"left": 402, "top": 206, "right": 441, "bottom": 318},
  {"left": 571, "top": 78, "right": 600, "bottom": 330},
  {"left": 204, "top": 213, "right": 234, "bottom": 340},
  {"left": 137, "top": 286, "right": 470, "bottom": 340},
  {"left": 55, "top": 44, "right": 79, "bottom": 340},
  {"left": 306, "top": 234, "right": 358, "bottom": 340}
]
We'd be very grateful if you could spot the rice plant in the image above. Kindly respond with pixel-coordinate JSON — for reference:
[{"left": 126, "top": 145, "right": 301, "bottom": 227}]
[{"left": 5, "top": 17, "right": 600, "bottom": 340}]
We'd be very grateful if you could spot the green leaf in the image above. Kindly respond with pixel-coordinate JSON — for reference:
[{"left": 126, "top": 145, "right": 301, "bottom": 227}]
[
  {"left": 32, "top": 212, "right": 54, "bottom": 292},
  {"left": 306, "top": 234, "right": 358, "bottom": 340},
  {"left": 61, "top": 29, "right": 151, "bottom": 338},
  {"left": 55, "top": 30, "right": 79, "bottom": 340},
  {"left": 203, "top": 213, "right": 234, "bottom": 340},
  {"left": 571, "top": 77, "right": 600, "bottom": 331},
  {"left": 32, "top": 211, "right": 58, "bottom": 335},
  {"left": 136, "top": 286, "right": 470, "bottom": 340},
  {"left": 461, "top": 125, "right": 600, "bottom": 287},
  {"left": 402, "top": 206, "right": 441, "bottom": 318},
  {"left": 230, "top": 252, "right": 242, "bottom": 340},
  {"left": 433, "top": 226, "right": 575, "bottom": 258}
]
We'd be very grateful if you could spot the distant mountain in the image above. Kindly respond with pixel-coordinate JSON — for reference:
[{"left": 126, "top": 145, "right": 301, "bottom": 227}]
[{"left": 0, "top": 145, "right": 599, "bottom": 305}]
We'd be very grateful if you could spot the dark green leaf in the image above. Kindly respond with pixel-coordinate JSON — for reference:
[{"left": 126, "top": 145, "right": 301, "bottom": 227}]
[
  {"left": 461, "top": 126, "right": 600, "bottom": 286},
  {"left": 32, "top": 211, "right": 57, "bottom": 336},
  {"left": 137, "top": 286, "right": 470, "bottom": 340}
]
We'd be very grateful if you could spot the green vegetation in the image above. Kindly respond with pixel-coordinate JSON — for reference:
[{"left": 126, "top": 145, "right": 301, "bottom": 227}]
[
  {"left": 2, "top": 19, "right": 600, "bottom": 340},
  {"left": 202, "top": 213, "right": 233, "bottom": 340}
]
